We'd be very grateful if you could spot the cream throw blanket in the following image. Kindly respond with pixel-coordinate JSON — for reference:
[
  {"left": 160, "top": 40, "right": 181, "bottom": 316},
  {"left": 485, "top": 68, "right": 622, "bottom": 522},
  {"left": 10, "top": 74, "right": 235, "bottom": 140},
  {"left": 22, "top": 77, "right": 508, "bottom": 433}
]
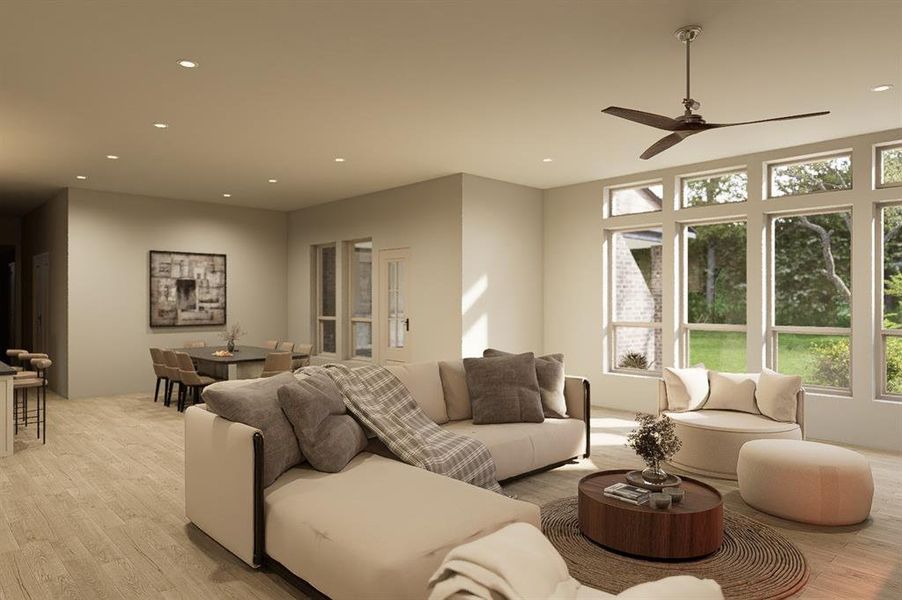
[{"left": 427, "top": 523, "right": 724, "bottom": 600}]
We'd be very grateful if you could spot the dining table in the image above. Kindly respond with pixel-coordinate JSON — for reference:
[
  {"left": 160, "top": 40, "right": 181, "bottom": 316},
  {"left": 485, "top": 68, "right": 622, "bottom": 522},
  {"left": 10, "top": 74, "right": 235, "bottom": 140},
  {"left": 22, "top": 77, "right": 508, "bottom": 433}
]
[{"left": 171, "top": 345, "right": 309, "bottom": 381}]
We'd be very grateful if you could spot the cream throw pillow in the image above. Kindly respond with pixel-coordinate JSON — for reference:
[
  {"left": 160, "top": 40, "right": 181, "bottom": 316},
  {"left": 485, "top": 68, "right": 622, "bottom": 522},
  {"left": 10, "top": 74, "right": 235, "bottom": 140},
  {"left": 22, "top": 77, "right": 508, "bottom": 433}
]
[
  {"left": 755, "top": 368, "right": 801, "bottom": 423},
  {"left": 704, "top": 371, "right": 760, "bottom": 414},
  {"left": 663, "top": 364, "right": 709, "bottom": 412}
]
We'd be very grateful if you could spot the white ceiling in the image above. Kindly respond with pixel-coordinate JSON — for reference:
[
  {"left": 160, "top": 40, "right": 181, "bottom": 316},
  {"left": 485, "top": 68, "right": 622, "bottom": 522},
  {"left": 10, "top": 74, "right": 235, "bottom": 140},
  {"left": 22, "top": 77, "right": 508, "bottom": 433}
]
[{"left": 1, "top": 0, "right": 900, "bottom": 214}]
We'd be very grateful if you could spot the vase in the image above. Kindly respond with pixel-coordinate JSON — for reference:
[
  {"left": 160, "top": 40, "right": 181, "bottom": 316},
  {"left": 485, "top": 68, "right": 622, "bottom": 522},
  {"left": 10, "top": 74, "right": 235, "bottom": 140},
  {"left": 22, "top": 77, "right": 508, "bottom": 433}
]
[
  {"left": 227, "top": 340, "right": 236, "bottom": 353},
  {"left": 641, "top": 461, "right": 668, "bottom": 485}
]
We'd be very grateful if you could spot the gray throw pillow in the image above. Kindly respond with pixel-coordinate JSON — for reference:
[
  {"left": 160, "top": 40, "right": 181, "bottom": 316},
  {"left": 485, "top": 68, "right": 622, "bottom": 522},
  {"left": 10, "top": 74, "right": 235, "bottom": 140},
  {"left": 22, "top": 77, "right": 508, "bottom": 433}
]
[
  {"left": 278, "top": 373, "right": 368, "bottom": 473},
  {"left": 202, "top": 372, "right": 303, "bottom": 488},
  {"left": 463, "top": 352, "right": 544, "bottom": 424},
  {"left": 483, "top": 349, "right": 568, "bottom": 418}
]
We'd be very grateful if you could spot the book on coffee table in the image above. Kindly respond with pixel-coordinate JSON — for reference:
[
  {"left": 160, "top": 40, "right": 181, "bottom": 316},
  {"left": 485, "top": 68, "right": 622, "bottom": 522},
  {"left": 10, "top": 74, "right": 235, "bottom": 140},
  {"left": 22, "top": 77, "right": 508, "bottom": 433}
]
[{"left": 604, "top": 482, "right": 650, "bottom": 505}]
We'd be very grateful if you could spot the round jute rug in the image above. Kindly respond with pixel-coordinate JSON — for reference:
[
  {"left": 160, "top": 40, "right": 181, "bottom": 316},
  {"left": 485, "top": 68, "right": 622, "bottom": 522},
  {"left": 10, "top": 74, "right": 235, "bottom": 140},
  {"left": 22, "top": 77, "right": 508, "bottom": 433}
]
[{"left": 541, "top": 497, "right": 808, "bottom": 600}]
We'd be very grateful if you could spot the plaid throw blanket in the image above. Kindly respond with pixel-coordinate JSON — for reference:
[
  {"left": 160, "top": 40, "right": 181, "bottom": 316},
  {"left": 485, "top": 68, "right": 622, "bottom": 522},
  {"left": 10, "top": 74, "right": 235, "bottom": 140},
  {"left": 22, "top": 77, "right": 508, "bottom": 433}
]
[{"left": 299, "top": 364, "right": 501, "bottom": 493}]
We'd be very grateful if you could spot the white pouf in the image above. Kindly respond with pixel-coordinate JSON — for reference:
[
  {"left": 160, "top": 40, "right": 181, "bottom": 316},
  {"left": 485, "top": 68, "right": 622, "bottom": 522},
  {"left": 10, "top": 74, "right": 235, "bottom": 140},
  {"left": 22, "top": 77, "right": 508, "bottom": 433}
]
[{"left": 737, "top": 439, "right": 873, "bottom": 526}]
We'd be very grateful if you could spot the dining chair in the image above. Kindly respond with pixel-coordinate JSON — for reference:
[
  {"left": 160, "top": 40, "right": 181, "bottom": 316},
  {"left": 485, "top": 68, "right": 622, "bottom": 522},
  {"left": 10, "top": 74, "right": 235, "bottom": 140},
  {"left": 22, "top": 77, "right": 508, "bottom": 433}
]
[
  {"left": 262, "top": 340, "right": 279, "bottom": 350},
  {"left": 149, "top": 348, "right": 169, "bottom": 402},
  {"left": 261, "top": 352, "right": 293, "bottom": 377},
  {"left": 175, "top": 352, "right": 218, "bottom": 412},
  {"left": 184, "top": 340, "right": 207, "bottom": 349},
  {"left": 162, "top": 350, "right": 183, "bottom": 407},
  {"left": 13, "top": 357, "right": 51, "bottom": 442},
  {"left": 292, "top": 343, "right": 313, "bottom": 369}
]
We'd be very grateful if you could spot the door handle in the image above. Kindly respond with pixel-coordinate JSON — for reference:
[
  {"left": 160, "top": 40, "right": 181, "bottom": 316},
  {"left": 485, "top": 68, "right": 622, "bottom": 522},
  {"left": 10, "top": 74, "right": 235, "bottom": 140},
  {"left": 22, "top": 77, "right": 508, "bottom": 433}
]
[{"left": 405, "top": 318, "right": 410, "bottom": 331}]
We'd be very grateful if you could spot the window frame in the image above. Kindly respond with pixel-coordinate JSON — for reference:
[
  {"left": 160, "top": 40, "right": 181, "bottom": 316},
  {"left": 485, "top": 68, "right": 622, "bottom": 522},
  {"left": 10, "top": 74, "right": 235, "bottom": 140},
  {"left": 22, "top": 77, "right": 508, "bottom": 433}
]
[
  {"left": 345, "top": 239, "right": 373, "bottom": 361},
  {"left": 607, "top": 227, "right": 663, "bottom": 375},
  {"left": 313, "top": 243, "right": 338, "bottom": 356},
  {"left": 875, "top": 142, "right": 902, "bottom": 190},
  {"left": 876, "top": 202, "right": 902, "bottom": 400},
  {"left": 679, "top": 167, "right": 748, "bottom": 210},
  {"left": 607, "top": 179, "right": 665, "bottom": 218},
  {"left": 679, "top": 219, "right": 748, "bottom": 369},
  {"left": 765, "top": 151, "right": 853, "bottom": 200},
  {"left": 766, "top": 209, "right": 853, "bottom": 394}
]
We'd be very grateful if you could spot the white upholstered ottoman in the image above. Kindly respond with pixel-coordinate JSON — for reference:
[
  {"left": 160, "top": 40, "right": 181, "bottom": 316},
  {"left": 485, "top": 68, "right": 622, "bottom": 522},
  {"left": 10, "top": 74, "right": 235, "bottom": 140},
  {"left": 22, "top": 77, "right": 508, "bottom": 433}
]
[{"left": 737, "top": 439, "right": 873, "bottom": 526}]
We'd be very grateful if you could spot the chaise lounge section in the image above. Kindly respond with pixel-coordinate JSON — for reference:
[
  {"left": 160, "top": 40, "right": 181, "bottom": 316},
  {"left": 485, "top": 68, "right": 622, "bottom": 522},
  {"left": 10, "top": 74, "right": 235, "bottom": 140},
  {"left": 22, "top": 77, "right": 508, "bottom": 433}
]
[{"left": 185, "top": 361, "right": 590, "bottom": 598}]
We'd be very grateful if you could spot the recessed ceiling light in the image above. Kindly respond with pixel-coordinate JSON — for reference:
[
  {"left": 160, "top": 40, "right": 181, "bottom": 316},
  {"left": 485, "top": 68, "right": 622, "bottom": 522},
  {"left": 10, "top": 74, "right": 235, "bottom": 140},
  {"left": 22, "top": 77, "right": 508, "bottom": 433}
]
[
  {"left": 75, "top": 175, "right": 87, "bottom": 180},
  {"left": 268, "top": 178, "right": 278, "bottom": 184},
  {"left": 153, "top": 122, "right": 169, "bottom": 129},
  {"left": 542, "top": 158, "right": 553, "bottom": 163},
  {"left": 334, "top": 157, "right": 346, "bottom": 162},
  {"left": 178, "top": 59, "right": 198, "bottom": 68},
  {"left": 106, "top": 154, "right": 119, "bottom": 160},
  {"left": 222, "top": 193, "right": 231, "bottom": 198},
  {"left": 871, "top": 83, "right": 895, "bottom": 92}
]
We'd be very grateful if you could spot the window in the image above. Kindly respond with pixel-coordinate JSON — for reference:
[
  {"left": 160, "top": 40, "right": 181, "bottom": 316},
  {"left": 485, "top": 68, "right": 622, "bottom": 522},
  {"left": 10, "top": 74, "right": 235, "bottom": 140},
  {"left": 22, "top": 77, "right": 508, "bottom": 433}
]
[
  {"left": 347, "top": 240, "right": 373, "bottom": 359},
  {"left": 768, "top": 153, "right": 852, "bottom": 198},
  {"left": 610, "top": 182, "right": 663, "bottom": 216},
  {"left": 770, "top": 211, "right": 852, "bottom": 390},
  {"left": 876, "top": 144, "right": 902, "bottom": 188},
  {"left": 682, "top": 221, "right": 747, "bottom": 371},
  {"left": 681, "top": 170, "right": 747, "bottom": 208},
  {"left": 609, "top": 228, "right": 662, "bottom": 372},
  {"left": 314, "top": 244, "right": 337, "bottom": 354},
  {"left": 879, "top": 204, "right": 902, "bottom": 398}
]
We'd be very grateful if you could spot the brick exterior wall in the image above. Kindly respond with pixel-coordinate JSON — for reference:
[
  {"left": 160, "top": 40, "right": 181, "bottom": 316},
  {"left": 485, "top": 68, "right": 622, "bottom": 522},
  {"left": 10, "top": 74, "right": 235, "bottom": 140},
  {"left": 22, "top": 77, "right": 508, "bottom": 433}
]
[{"left": 613, "top": 234, "right": 662, "bottom": 369}]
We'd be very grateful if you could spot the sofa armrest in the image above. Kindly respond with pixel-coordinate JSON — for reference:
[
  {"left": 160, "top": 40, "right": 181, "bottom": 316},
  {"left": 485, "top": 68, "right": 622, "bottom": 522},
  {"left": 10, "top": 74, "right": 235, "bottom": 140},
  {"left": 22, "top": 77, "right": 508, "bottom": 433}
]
[
  {"left": 657, "top": 379, "right": 668, "bottom": 414},
  {"left": 185, "top": 405, "right": 263, "bottom": 567},
  {"left": 797, "top": 388, "right": 806, "bottom": 439},
  {"left": 564, "top": 376, "right": 591, "bottom": 458}
]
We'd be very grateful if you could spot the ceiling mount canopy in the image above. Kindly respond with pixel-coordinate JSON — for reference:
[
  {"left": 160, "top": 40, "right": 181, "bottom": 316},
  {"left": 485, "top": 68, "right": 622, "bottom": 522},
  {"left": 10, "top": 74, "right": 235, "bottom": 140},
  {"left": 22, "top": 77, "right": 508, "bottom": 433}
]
[{"left": 602, "top": 24, "right": 830, "bottom": 160}]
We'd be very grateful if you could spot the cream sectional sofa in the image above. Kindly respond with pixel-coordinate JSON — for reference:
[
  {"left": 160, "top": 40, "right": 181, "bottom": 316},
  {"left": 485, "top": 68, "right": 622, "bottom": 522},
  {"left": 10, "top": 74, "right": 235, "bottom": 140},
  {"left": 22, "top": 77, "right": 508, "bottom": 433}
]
[{"left": 184, "top": 360, "right": 590, "bottom": 599}]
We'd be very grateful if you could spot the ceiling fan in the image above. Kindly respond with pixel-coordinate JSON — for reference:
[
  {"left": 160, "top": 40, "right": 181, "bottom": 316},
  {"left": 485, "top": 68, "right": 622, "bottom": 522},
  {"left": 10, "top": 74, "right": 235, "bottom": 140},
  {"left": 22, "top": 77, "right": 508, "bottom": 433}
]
[{"left": 602, "top": 25, "right": 829, "bottom": 160}]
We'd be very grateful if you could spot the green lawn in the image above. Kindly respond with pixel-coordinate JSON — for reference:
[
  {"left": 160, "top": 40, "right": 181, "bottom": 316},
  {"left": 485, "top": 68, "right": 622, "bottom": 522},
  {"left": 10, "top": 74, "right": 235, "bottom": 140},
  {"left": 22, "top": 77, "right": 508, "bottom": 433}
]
[{"left": 688, "top": 330, "right": 847, "bottom": 386}]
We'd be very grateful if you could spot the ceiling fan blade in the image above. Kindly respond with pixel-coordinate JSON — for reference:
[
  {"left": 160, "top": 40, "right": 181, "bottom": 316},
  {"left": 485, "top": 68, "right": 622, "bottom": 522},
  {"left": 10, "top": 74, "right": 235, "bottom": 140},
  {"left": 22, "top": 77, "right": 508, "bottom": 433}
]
[
  {"left": 602, "top": 106, "right": 682, "bottom": 131},
  {"left": 706, "top": 111, "right": 830, "bottom": 128},
  {"left": 639, "top": 131, "right": 698, "bottom": 160}
]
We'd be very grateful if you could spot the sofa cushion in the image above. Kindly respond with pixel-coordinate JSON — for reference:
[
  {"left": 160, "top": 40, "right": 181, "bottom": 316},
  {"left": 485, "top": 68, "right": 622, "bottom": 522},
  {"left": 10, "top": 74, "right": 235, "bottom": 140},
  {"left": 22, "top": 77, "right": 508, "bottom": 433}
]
[
  {"left": 464, "top": 353, "right": 544, "bottom": 424},
  {"left": 705, "top": 371, "right": 760, "bottom": 414},
  {"left": 386, "top": 362, "right": 449, "bottom": 424},
  {"left": 264, "top": 453, "right": 540, "bottom": 600},
  {"left": 665, "top": 409, "right": 800, "bottom": 434},
  {"left": 484, "top": 349, "right": 568, "bottom": 418},
  {"left": 441, "top": 418, "right": 586, "bottom": 480},
  {"left": 202, "top": 373, "right": 303, "bottom": 487},
  {"left": 277, "top": 374, "right": 368, "bottom": 473},
  {"left": 662, "top": 364, "right": 709, "bottom": 411},
  {"left": 755, "top": 368, "right": 801, "bottom": 423},
  {"left": 439, "top": 360, "right": 472, "bottom": 421}
]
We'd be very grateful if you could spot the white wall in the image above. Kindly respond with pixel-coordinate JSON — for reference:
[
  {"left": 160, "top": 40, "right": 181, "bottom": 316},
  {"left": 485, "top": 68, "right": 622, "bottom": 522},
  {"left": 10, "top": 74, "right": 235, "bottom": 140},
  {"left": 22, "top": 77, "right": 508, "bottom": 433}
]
[
  {"left": 287, "top": 175, "right": 463, "bottom": 363},
  {"left": 544, "top": 128, "right": 902, "bottom": 452},
  {"left": 462, "top": 174, "right": 543, "bottom": 357},
  {"left": 66, "top": 189, "right": 288, "bottom": 399}
]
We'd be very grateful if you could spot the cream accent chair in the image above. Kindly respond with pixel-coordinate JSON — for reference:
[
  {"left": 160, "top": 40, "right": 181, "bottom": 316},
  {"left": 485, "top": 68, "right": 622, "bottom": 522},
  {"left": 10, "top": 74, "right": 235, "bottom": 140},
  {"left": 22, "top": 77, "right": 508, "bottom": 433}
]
[
  {"left": 260, "top": 352, "right": 292, "bottom": 378},
  {"left": 657, "top": 376, "right": 805, "bottom": 480}
]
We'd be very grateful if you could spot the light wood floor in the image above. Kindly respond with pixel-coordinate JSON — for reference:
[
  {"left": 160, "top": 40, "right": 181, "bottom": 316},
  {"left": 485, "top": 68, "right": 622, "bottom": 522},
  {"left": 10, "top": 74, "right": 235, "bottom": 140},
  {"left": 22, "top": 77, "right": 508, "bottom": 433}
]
[{"left": 0, "top": 393, "right": 899, "bottom": 599}]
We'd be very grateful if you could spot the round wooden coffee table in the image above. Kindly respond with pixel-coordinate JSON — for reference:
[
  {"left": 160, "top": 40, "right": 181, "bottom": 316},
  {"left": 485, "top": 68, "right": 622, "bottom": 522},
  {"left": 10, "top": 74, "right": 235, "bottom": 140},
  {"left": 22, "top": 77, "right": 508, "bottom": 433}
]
[{"left": 578, "top": 469, "right": 723, "bottom": 560}]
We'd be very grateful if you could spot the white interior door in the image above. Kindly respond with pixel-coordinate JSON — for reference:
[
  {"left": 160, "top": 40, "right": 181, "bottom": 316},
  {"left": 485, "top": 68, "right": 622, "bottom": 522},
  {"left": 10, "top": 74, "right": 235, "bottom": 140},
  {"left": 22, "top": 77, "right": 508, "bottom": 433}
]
[
  {"left": 378, "top": 248, "right": 410, "bottom": 364},
  {"left": 33, "top": 253, "right": 50, "bottom": 354}
]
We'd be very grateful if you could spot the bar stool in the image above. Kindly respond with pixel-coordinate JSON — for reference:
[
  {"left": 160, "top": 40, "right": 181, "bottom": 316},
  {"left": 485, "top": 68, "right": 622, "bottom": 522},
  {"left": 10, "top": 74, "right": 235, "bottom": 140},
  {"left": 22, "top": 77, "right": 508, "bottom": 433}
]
[
  {"left": 14, "top": 353, "right": 48, "bottom": 381},
  {"left": 14, "top": 358, "right": 51, "bottom": 443},
  {"left": 175, "top": 352, "right": 218, "bottom": 412},
  {"left": 162, "top": 350, "right": 183, "bottom": 407},
  {"left": 5, "top": 349, "right": 28, "bottom": 372},
  {"left": 261, "top": 352, "right": 293, "bottom": 377},
  {"left": 149, "top": 348, "right": 169, "bottom": 402}
]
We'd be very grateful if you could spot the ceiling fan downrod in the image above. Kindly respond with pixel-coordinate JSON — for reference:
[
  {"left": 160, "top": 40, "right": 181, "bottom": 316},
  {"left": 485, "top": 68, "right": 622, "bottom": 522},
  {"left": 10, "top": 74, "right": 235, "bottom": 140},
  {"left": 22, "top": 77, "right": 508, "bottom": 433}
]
[{"left": 675, "top": 25, "right": 702, "bottom": 117}]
